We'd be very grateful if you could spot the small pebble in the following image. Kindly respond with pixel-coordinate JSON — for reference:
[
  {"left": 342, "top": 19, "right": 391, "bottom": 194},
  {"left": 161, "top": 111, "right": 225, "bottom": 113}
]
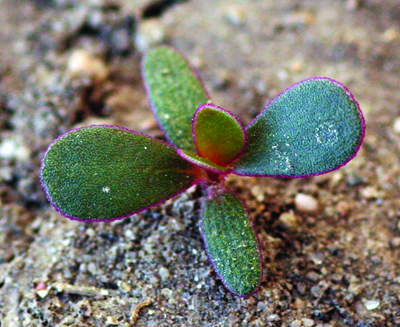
[
  {"left": 349, "top": 283, "right": 362, "bottom": 296},
  {"left": 35, "top": 282, "right": 47, "bottom": 291},
  {"left": 124, "top": 229, "right": 136, "bottom": 240},
  {"left": 346, "top": 0, "right": 363, "bottom": 10},
  {"left": 360, "top": 186, "right": 380, "bottom": 199},
  {"left": 0, "top": 139, "right": 30, "bottom": 160},
  {"left": 86, "top": 228, "right": 95, "bottom": 238},
  {"left": 310, "top": 285, "right": 322, "bottom": 298},
  {"left": 257, "top": 301, "right": 267, "bottom": 311},
  {"left": 290, "top": 60, "right": 303, "bottom": 73},
  {"left": 310, "top": 252, "right": 324, "bottom": 265},
  {"left": 0, "top": 166, "right": 13, "bottom": 181},
  {"left": 344, "top": 293, "right": 354, "bottom": 303},
  {"left": 268, "top": 314, "right": 280, "bottom": 321},
  {"left": 345, "top": 172, "right": 364, "bottom": 186},
  {"left": 290, "top": 320, "right": 302, "bottom": 327},
  {"left": 87, "top": 262, "right": 97, "bottom": 275},
  {"left": 67, "top": 50, "right": 108, "bottom": 83},
  {"left": 159, "top": 267, "right": 170, "bottom": 281},
  {"left": 135, "top": 19, "right": 166, "bottom": 52},
  {"left": 337, "top": 201, "right": 351, "bottom": 216},
  {"left": 169, "top": 218, "right": 185, "bottom": 232},
  {"left": 391, "top": 237, "right": 400, "bottom": 248},
  {"left": 37, "top": 290, "right": 49, "bottom": 298},
  {"left": 251, "top": 185, "right": 265, "bottom": 202},
  {"left": 161, "top": 288, "right": 173, "bottom": 297},
  {"left": 277, "top": 69, "right": 289, "bottom": 81},
  {"left": 329, "top": 172, "right": 343, "bottom": 187},
  {"left": 211, "top": 68, "right": 232, "bottom": 89},
  {"left": 294, "top": 298, "right": 305, "bottom": 310},
  {"left": 279, "top": 211, "right": 298, "bottom": 228},
  {"left": 282, "top": 10, "right": 314, "bottom": 27},
  {"left": 302, "top": 318, "right": 315, "bottom": 326},
  {"left": 224, "top": 5, "right": 247, "bottom": 27},
  {"left": 106, "top": 316, "right": 119, "bottom": 325},
  {"left": 168, "top": 297, "right": 177, "bottom": 305},
  {"left": 393, "top": 117, "right": 400, "bottom": 134},
  {"left": 297, "top": 283, "right": 306, "bottom": 295},
  {"left": 295, "top": 193, "right": 319, "bottom": 212},
  {"left": 382, "top": 28, "right": 399, "bottom": 43},
  {"left": 118, "top": 281, "right": 132, "bottom": 293},
  {"left": 100, "top": 289, "right": 109, "bottom": 296},
  {"left": 149, "top": 276, "right": 159, "bottom": 285},
  {"left": 139, "top": 118, "right": 159, "bottom": 132},
  {"left": 228, "top": 315, "right": 240, "bottom": 323},
  {"left": 306, "top": 271, "right": 320, "bottom": 282},
  {"left": 365, "top": 300, "right": 380, "bottom": 310}
]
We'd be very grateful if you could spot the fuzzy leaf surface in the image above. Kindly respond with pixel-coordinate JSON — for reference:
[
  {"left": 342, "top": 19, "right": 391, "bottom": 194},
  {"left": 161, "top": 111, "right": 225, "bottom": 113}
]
[
  {"left": 193, "top": 105, "right": 245, "bottom": 166},
  {"left": 232, "top": 78, "right": 365, "bottom": 177},
  {"left": 143, "top": 46, "right": 210, "bottom": 152},
  {"left": 201, "top": 185, "right": 262, "bottom": 297},
  {"left": 41, "top": 126, "right": 199, "bottom": 222}
]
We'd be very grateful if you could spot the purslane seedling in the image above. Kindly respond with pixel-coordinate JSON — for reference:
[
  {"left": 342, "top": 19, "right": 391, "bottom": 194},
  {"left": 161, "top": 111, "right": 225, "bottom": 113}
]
[{"left": 40, "top": 46, "right": 365, "bottom": 297}]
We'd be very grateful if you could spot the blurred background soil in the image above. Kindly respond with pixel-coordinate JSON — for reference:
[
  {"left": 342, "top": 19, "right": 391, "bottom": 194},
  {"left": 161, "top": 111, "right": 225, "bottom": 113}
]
[{"left": 1, "top": 0, "right": 400, "bottom": 326}]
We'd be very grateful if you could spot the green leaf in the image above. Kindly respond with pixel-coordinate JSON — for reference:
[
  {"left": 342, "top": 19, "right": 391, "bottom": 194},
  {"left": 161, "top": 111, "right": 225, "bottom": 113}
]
[
  {"left": 142, "top": 46, "right": 210, "bottom": 152},
  {"left": 232, "top": 78, "right": 365, "bottom": 177},
  {"left": 201, "top": 185, "right": 262, "bottom": 297},
  {"left": 41, "top": 126, "right": 200, "bottom": 221},
  {"left": 177, "top": 149, "right": 230, "bottom": 174},
  {"left": 193, "top": 105, "right": 246, "bottom": 166}
]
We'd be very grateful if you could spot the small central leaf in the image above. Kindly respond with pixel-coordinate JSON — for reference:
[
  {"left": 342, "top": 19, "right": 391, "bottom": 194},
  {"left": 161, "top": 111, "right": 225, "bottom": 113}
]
[
  {"left": 193, "top": 104, "right": 246, "bottom": 166},
  {"left": 41, "top": 126, "right": 200, "bottom": 221}
]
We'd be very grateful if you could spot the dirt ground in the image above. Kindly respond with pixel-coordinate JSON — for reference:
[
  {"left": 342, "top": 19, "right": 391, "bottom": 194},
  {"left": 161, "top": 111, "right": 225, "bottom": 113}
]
[{"left": 1, "top": 0, "right": 400, "bottom": 326}]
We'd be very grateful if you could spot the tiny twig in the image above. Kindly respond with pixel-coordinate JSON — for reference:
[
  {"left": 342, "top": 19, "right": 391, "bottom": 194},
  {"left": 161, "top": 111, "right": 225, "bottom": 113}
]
[
  {"left": 131, "top": 299, "right": 152, "bottom": 325},
  {"left": 51, "top": 282, "right": 112, "bottom": 297}
]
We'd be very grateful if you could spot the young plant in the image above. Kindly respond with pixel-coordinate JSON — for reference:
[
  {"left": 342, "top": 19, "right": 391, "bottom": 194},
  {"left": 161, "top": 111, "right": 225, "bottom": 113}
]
[{"left": 40, "top": 46, "right": 365, "bottom": 297}]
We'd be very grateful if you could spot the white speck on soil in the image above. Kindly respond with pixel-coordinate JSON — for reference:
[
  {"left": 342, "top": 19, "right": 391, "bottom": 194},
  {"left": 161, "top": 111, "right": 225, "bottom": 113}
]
[
  {"left": 365, "top": 300, "right": 380, "bottom": 310},
  {"left": 0, "top": 139, "right": 29, "bottom": 160},
  {"left": 159, "top": 266, "right": 170, "bottom": 281}
]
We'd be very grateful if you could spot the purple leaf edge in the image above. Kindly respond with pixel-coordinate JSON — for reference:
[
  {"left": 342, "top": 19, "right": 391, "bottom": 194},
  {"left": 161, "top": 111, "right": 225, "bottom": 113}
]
[
  {"left": 40, "top": 124, "right": 202, "bottom": 223},
  {"left": 192, "top": 104, "right": 247, "bottom": 166},
  {"left": 141, "top": 45, "right": 212, "bottom": 148},
  {"left": 199, "top": 185, "right": 264, "bottom": 298},
  {"left": 230, "top": 77, "right": 366, "bottom": 178}
]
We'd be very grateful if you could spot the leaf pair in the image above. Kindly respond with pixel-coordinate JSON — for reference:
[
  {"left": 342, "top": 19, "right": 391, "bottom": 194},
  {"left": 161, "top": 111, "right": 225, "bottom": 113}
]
[
  {"left": 144, "top": 47, "right": 364, "bottom": 178},
  {"left": 40, "top": 46, "right": 365, "bottom": 297}
]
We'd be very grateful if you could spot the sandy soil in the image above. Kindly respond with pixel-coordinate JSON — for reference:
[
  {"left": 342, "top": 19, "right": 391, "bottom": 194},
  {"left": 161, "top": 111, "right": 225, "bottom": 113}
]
[{"left": 1, "top": 0, "right": 400, "bottom": 326}]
